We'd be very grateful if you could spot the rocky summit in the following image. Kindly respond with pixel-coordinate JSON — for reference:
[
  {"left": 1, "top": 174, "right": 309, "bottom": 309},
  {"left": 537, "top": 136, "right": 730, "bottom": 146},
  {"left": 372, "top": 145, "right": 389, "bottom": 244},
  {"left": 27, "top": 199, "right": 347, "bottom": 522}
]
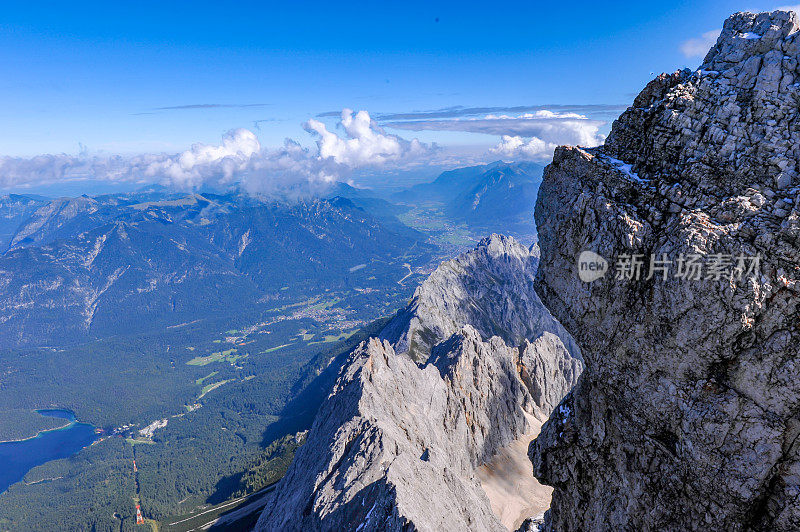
[
  {"left": 256, "top": 236, "right": 582, "bottom": 531},
  {"left": 380, "top": 234, "right": 580, "bottom": 364},
  {"left": 531, "top": 10, "right": 800, "bottom": 531}
]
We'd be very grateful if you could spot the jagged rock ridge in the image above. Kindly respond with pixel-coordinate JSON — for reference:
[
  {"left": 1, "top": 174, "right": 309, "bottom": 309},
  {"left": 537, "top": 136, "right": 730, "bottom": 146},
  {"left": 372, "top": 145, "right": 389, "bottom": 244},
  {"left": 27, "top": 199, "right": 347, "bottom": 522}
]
[
  {"left": 257, "top": 331, "right": 525, "bottom": 531},
  {"left": 257, "top": 235, "right": 582, "bottom": 531},
  {"left": 531, "top": 10, "right": 800, "bottom": 531},
  {"left": 380, "top": 234, "right": 580, "bottom": 364}
]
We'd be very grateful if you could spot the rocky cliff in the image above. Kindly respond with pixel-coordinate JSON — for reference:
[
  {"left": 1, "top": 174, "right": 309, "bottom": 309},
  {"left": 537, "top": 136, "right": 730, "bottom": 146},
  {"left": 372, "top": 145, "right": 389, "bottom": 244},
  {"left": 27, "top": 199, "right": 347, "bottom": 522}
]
[
  {"left": 256, "top": 235, "right": 582, "bottom": 531},
  {"left": 531, "top": 10, "right": 800, "bottom": 531},
  {"left": 380, "top": 234, "right": 579, "bottom": 364}
]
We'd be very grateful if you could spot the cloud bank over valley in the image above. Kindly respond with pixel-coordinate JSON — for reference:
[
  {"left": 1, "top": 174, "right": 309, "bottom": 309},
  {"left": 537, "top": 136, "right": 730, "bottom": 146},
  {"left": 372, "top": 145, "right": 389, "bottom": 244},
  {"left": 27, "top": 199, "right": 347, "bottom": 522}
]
[{"left": 0, "top": 106, "right": 613, "bottom": 195}]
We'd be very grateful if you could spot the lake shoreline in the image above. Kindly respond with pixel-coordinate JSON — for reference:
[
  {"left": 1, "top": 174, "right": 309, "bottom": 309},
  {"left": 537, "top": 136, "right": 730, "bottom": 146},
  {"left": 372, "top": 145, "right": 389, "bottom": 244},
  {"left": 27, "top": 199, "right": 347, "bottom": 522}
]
[
  {"left": 0, "top": 409, "right": 99, "bottom": 495},
  {"left": 0, "top": 418, "right": 74, "bottom": 444},
  {"left": 0, "top": 409, "right": 78, "bottom": 443}
]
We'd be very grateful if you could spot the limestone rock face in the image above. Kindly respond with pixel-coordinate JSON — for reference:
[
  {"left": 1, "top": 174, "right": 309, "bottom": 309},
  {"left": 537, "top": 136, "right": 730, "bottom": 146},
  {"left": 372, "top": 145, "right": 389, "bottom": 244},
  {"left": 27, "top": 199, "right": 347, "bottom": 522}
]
[
  {"left": 256, "top": 330, "right": 528, "bottom": 531},
  {"left": 519, "top": 333, "right": 582, "bottom": 417},
  {"left": 380, "top": 234, "right": 580, "bottom": 364},
  {"left": 530, "top": 10, "right": 800, "bottom": 532},
  {"left": 256, "top": 236, "right": 583, "bottom": 531}
]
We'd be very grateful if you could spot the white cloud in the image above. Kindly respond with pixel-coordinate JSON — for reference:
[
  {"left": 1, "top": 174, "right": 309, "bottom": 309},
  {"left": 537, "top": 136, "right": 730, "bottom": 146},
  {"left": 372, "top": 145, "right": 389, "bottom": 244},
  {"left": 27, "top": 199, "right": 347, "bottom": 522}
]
[
  {"left": 479, "top": 110, "right": 606, "bottom": 162},
  {"left": 1, "top": 107, "right": 616, "bottom": 192},
  {"left": 138, "top": 128, "right": 261, "bottom": 189},
  {"left": 0, "top": 130, "right": 264, "bottom": 190},
  {"left": 371, "top": 104, "right": 627, "bottom": 121},
  {"left": 680, "top": 29, "right": 721, "bottom": 58},
  {"left": 304, "top": 109, "right": 427, "bottom": 167},
  {"left": 489, "top": 135, "right": 559, "bottom": 162},
  {"left": 385, "top": 110, "right": 605, "bottom": 149},
  {"left": 0, "top": 154, "right": 97, "bottom": 189},
  {"left": 0, "top": 110, "right": 432, "bottom": 194},
  {"left": 382, "top": 109, "right": 606, "bottom": 163},
  {"left": 776, "top": 5, "right": 800, "bottom": 13}
]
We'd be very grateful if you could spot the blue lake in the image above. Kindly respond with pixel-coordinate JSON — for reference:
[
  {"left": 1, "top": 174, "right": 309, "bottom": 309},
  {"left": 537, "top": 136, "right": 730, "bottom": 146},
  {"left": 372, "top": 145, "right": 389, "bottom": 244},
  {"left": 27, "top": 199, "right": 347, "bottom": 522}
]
[{"left": 0, "top": 409, "right": 99, "bottom": 494}]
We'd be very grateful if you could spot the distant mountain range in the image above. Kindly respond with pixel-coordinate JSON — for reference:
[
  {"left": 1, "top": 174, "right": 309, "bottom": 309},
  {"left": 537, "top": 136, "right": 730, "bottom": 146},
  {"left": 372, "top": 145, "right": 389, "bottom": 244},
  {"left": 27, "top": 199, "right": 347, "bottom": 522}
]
[
  {"left": 0, "top": 194, "right": 47, "bottom": 250},
  {"left": 0, "top": 162, "right": 545, "bottom": 349},
  {"left": 0, "top": 191, "right": 432, "bottom": 348},
  {"left": 0, "top": 160, "right": 546, "bottom": 529},
  {"left": 393, "top": 161, "right": 544, "bottom": 232},
  {"left": 322, "top": 182, "right": 420, "bottom": 240}
]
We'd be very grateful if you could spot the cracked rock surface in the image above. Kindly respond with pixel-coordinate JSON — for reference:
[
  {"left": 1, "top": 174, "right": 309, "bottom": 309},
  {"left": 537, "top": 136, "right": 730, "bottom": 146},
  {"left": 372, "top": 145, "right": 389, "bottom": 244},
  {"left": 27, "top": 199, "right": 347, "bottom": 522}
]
[
  {"left": 530, "top": 10, "right": 800, "bottom": 532},
  {"left": 380, "top": 234, "right": 580, "bottom": 365},
  {"left": 256, "top": 236, "right": 582, "bottom": 531},
  {"left": 256, "top": 331, "right": 525, "bottom": 531}
]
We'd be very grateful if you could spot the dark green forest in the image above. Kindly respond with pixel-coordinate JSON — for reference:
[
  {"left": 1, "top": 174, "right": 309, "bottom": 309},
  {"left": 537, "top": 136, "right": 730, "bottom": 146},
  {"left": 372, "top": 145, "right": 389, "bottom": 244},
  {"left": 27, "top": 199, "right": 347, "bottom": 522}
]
[{"left": 0, "top": 311, "right": 403, "bottom": 530}]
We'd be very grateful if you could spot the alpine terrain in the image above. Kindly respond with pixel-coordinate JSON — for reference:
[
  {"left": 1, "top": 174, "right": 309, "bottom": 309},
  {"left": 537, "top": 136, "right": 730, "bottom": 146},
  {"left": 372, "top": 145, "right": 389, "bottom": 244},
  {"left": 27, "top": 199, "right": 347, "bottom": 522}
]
[
  {"left": 2, "top": 6, "right": 798, "bottom": 532},
  {"left": 254, "top": 9, "right": 800, "bottom": 532},
  {"left": 532, "top": 10, "right": 800, "bottom": 531},
  {"left": 256, "top": 235, "right": 582, "bottom": 530}
]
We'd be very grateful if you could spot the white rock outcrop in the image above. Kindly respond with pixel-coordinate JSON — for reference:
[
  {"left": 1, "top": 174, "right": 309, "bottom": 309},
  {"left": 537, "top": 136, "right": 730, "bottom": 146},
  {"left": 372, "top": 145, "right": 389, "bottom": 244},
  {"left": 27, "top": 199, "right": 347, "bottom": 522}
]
[
  {"left": 380, "top": 234, "right": 580, "bottom": 365},
  {"left": 256, "top": 236, "right": 582, "bottom": 531},
  {"left": 257, "top": 331, "right": 527, "bottom": 531}
]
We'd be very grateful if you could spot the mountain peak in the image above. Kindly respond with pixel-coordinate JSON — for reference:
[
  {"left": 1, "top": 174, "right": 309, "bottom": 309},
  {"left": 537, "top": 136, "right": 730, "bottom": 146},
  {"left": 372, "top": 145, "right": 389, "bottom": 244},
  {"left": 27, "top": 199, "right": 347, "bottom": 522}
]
[
  {"left": 532, "top": 10, "right": 800, "bottom": 531},
  {"left": 702, "top": 10, "right": 798, "bottom": 70},
  {"left": 380, "top": 234, "right": 580, "bottom": 363},
  {"left": 256, "top": 236, "right": 583, "bottom": 531},
  {"left": 596, "top": 8, "right": 800, "bottom": 220}
]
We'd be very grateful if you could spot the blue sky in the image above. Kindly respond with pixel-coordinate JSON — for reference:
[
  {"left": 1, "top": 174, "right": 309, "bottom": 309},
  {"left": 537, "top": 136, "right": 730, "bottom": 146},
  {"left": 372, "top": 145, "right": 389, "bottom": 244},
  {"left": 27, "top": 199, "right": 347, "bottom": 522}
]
[{"left": 0, "top": 1, "right": 798, "bottom": 192}]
